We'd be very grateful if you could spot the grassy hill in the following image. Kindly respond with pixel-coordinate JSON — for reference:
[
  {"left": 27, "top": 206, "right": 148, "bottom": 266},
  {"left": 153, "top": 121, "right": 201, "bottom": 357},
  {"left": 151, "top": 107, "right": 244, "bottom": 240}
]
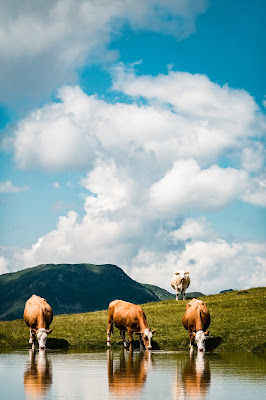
[
  {"left": 0, "top": 287, "right": 265, "bottom": 352},
  {"left": 0, "top": 263, "right": 161, "bottom": 320}
]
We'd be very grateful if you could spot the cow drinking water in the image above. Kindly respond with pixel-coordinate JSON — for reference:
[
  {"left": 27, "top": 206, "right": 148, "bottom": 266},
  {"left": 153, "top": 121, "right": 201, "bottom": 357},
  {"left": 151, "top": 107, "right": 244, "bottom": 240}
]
[
  {"left": 107, "top": 300, "right": 156, "bottom": 351},
  {"left": 24, "top": 295, "right": 53, "bottom": 350},
  {"left": 182, "top": 298, "right": 210, "bottom": 352}
]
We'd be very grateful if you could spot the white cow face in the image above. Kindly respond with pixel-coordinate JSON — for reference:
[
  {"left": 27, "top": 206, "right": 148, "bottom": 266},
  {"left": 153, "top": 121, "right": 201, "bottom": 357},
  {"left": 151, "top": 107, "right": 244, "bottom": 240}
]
[
  {"left": 195, "top": 330, "right": 208, "bottom": 352},
  {"left": 175, "top": 269, "right": 189, "bottom": 281},
  {"left": 141, "top": 329, "right": 156, "bottom": 350},
  {"left": 35, "top": 328, "right": 52, "bottom": 350}
]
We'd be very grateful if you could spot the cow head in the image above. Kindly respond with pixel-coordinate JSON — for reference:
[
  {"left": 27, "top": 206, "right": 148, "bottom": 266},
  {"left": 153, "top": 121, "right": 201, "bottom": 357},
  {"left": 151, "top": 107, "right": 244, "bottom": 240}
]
[
  {"left": 32, "top": 328, "right": 52, "bottom": 350},
  {"left": 136, "top": 329, "right": 156, "bottom": 350},
  {"left": 175, "top": 269, "right": 189, "bottom": 281},
  {"left": 192, "top": 330, "right": 209, "bottom": 352}
]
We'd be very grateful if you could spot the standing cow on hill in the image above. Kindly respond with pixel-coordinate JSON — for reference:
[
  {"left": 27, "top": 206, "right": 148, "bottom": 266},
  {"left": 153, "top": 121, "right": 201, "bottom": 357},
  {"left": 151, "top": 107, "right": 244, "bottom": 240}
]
[
  {"left": 171, "top": 269, "right": 190, "bottom": 300},
  {"left": 182, "top": 298, "right": 210, "bottom": 353},
  {"left": 107, "top": 300, "right": 156, "bottom": 351},
  {"left": 24, "top": 295, "right": 53, "bottom": 350}
]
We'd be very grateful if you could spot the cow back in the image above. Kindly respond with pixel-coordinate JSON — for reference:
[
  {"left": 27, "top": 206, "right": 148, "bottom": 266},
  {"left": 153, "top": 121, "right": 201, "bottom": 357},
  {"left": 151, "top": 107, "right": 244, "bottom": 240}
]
[
  {"left": 24, "top": 295, "right": 53, "bottom": 329},
  {"left": 182, "top": 299, "right": 210, "bottom": 332}
]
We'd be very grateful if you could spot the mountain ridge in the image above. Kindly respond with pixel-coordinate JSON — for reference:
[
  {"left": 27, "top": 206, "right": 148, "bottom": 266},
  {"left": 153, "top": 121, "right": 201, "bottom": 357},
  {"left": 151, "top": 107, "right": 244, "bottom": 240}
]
[{"left": 0, "top": 263, "right": 161, "bottom": 320}]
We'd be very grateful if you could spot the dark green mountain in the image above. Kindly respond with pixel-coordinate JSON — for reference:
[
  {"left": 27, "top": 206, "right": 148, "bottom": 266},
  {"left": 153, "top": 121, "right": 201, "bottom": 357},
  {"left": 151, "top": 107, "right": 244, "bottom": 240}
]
[{"left": 0, "top": 263, "right": 161, "bottom": 321}]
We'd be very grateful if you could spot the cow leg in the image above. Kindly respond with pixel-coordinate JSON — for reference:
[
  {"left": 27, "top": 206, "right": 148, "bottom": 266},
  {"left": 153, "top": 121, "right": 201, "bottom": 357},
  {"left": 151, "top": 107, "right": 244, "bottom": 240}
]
[
  {"left": 176, "top": 288, "right": 180, "bottom": 301},
  {"left": 189, "top": 333, "right": 194, "bottom": 352},
  {"left": 120, "top": 330, "right": 129, "bottom": 348},
  {"left": 107, "top": 322, "right": 113, "bottom": 347},
  {"left": 182, "top": 290, "right": 186, "bottom": 300},
  {"left": 29, "top": 329, "right": 35, "bottom": 350},
  {"left": 127, "top": 327, "right": 134, "bottom": 351}
]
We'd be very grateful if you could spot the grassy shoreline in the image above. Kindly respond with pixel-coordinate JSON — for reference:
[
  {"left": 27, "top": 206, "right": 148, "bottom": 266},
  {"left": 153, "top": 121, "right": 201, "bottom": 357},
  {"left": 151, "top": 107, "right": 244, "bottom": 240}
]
[{"left": 0, "top": 287, "right": 265, "bottom": 352}]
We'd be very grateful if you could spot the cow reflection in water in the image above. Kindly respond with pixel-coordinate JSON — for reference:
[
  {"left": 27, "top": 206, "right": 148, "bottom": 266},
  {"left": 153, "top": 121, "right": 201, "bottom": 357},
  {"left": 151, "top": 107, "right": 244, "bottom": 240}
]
[
  {"left": 173, "top": 352, "right": 210, "bottom": 399},
  {"left": 24, "top": 350, "right": 53, "bottom": 399},
  {"left": 108, "top": 349, "right": 152, "bottom": 397}
]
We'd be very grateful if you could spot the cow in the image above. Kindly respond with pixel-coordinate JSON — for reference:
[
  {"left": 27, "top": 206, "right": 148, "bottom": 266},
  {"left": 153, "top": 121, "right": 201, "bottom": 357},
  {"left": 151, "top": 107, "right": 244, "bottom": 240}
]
[
  {"left": 182, "top": 298, "right": 210, "bottom": 353},
  {"left": 171, "top": 269, "right": 190, "bottom": 300},
  {"left": 23, "top": 295, "right": 53, "bottom": 350},
  {"left": 107, "top": 300, "right": 156, "bottom": 351},
  {"left": 24, "top": 349, "right": 53, "bottom": 398}
]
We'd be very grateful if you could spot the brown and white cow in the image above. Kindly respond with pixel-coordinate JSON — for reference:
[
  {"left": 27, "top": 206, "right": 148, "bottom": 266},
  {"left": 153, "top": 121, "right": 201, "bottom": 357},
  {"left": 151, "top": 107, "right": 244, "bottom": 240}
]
[
  {"left": 24, "top": 295, "right": 53, "bottom": 350},
  {"left": 107, "top": 300, "right": 156, "bottom": 351},
  {"left": 171, "top": 269, "right": 190, "bottom": 300},
  {"left": 182, "top": 298, "right": 210, "bottom": 352}
]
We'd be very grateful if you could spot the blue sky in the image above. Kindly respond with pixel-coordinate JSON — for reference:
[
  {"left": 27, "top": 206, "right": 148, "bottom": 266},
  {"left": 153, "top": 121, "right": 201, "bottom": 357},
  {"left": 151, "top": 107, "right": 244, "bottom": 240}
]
[{"left": 0, "top": 0, "right": 265, "bottom": 293}]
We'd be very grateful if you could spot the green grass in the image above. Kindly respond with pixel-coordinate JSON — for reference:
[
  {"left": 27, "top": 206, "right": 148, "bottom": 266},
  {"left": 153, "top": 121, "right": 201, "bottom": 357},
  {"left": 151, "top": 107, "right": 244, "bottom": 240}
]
[{"left": 0, "top": 287, "right": 265, "bottom": 352}]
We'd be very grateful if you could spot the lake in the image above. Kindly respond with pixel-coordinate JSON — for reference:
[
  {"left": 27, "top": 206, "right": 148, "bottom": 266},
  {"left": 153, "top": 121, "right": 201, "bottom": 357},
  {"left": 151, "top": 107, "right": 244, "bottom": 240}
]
[{"left": 0, "top": 350, "right": 265, "bottom": 400}]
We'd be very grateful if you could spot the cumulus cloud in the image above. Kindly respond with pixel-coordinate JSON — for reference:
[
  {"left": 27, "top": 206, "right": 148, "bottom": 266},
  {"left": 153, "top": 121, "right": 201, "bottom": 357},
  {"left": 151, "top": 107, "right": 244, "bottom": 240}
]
[
  {"left": 241, "top": 143, "right": 265, "bottom": 172},
  {"left": 167, "top": 217, "right": 216, "bottom": 242},
  {"left": 12, "top": 156, "right": 266, "bottom": 293},
  {"left": 0, "top": 0, "right": 208, "bottom": 103},
  {"left": 12, "top": 72, "right": 266, "bottom": 176},
  {"left": 0, "top": 180, "right": 29, "bottom": 193},
  {"left": 5, "top": 67, "right": 266, "bottom": 292},
  {"left": 148, "top": 159, "right": 250, "bottom": 215},
  {"left": 0, "top": 256, "right": 9, "bottom": 274},
  {"left": 129, "top": 238, "right": 266, "bottom": 294},
  {"left": 112, "top": 64, "right": 260, "bottom": 126}
]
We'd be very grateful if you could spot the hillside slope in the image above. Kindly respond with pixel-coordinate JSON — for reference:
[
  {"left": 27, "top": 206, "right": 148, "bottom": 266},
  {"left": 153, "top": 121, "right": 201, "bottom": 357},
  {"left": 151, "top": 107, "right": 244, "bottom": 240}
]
[
  {"left": 0, "top": 287, "right": 265, "bottom": 351},
  {"left": 0, "top": 263, "right": 160, "bottom": 320}
]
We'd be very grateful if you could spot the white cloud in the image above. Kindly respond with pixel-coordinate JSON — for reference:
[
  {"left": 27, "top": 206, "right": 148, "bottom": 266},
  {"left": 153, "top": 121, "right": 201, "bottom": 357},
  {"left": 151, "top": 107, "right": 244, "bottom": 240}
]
[
  {"left": 0, "top": 256, "right": 9, "bottom": 274},
  {"left": 12, "top": 74, "right": 265, "bottom": 177},
  {"left": 241, "top": 144, "right": 264, "bottom": 172},
  {"left": 241, "top": 175, "right": 266, "bottom": 207},
  {"left": 0, "top": 0, "right": 208, "bottom": 102},
  {"left": 5, "top": 68, "right": 266, "bottom": 293},
  {"left": 168, "top": 217, "right": 216, "bottom": 242},
  {"left": 82, "top": 158, "right": 135, "bottom": 213},
  {"left": 0, "top": 180, "right": 29, "bottom": 193},
  {"left": 128, "top": 239, "right": 266, "bottom": 294},
  {"left": 11, "top": 155, "right": 266, "bottom": 293},
  {"left": 148, "top": 159, "right": 249, "bottom": 215},
  {"left": 112, "top": 64, "right": 260, "bottom": 126}
]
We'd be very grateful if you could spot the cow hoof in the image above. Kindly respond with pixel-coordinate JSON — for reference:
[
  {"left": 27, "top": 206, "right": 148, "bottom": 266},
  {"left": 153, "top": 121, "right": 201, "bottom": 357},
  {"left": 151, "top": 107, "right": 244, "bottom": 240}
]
[{"left": 29, "top": 338, "right": 33, "bottom": 344}]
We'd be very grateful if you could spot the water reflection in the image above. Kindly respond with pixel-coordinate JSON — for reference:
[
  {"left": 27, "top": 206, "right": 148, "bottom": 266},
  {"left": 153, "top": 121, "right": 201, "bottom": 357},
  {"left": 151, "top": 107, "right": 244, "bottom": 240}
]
[
  {"left": 24, "top": 350, "right": 53, "bottom": 400},
  {"left": 173, "top": 352, "right": 210, "bottom": 399},
  {"left": 108, "top": 350, "right": 152, "bottom": 397}
]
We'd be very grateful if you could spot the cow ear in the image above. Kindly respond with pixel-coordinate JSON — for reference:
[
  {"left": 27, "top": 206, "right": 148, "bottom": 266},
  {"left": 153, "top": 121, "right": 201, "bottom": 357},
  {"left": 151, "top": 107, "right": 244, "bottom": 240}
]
[
  {"left": 135, "top": 332, "right": 142, "bottom": 336},
  {"left": 151, "top": 329, "right": 156, "bottom": 334},
  {"left": 189, "top": 332, "right": 196, "bottom": 337},
  {"left": 175, "top": 272, "right": 180, "bottom": 275},
  {"left": 204, "top": 330, "right": 209, "bottom": 337},
  {"left": 46, "top": 329, "right": 53, "bottom": 334},
  {"left": 31, "top": 328, "right": 37, "bottom": 334},
  {"left": 185, "top": 271, "right": 190, "bottom": 274}
]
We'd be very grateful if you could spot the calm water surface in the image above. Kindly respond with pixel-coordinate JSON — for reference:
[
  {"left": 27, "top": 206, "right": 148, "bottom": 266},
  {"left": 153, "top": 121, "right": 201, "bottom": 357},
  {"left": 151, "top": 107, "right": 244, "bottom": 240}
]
[{"left": 0, "top": 350, "right": 265, "bottom": 400}]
